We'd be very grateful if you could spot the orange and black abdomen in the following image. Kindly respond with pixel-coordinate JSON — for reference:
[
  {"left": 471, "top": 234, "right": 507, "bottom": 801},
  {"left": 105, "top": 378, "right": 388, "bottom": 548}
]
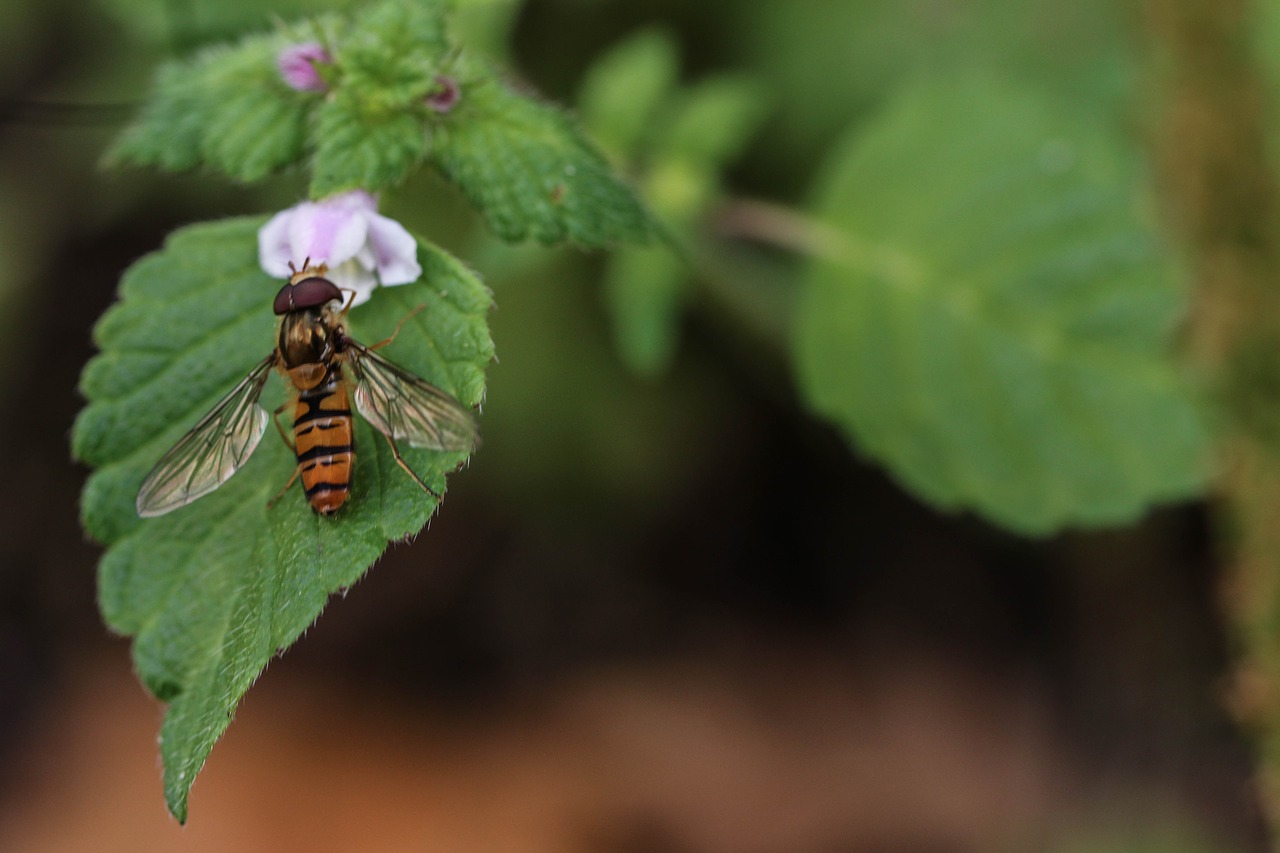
[{"left": 293, "top": 367, "right": 354, "bottom": 515}]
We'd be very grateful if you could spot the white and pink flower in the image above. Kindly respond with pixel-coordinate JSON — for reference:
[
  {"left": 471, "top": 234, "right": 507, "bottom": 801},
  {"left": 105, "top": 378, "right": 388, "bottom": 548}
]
[{"left": 258, "top": 190, "right": 422, "bottom": 307}]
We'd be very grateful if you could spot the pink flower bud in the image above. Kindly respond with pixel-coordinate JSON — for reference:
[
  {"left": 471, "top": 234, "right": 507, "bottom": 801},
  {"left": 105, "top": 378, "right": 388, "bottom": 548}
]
[
  {"left": 425, "top": 76, "right": 461, "bottom": 113},
  {"left": 277, "top": 42, "right": 332, "bottom": 93}
]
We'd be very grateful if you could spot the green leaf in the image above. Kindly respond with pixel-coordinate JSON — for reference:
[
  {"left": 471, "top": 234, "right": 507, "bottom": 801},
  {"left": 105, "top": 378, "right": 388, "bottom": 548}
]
[
  {"left": 72, "top": 217, "right": 492, "bottom": 820},
  {"left": 107, "top": 0, "right": 650, "bottom": 251},
  {"left": 603, "top": 246, "right": 687, "bottom": 376},
  {"left": 593, "top": 72, "right": 765, "bottom": 377},
  {"left": 655, "top": 76, "right": 768, "bottom": 177},
  {"left": 577, "top": 28, "right": 679, "bottom": 163},
  {"left": 740, "top": 0, "right": 1136, "bottom": 168},
  {"left": 642, "top": 77, "right": 766, "bottom": 225},
  {"left": 94, "top": 0, "right": 357, "bottom": 45},
  {"left": 108, "top": 0, "right": 453, "bottom": 189},
  {"left": 429, "top": 62, "right": 654, "bottom": 246},
  {"left": 107, "top": 32, "right": 314, "bottom": 182},
  {"left": 335, "top": 0, "right": 449, "bottom": 106},
  {"left": 310, "top": 92, "right": 429, "bottom": 197},
  {"left": 792, "top": 77, "right": 1209, "bottom": 534}
]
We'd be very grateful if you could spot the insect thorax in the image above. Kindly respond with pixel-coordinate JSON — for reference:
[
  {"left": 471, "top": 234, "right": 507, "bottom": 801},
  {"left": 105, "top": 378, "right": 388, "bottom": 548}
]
[{"left": 278, "top": 307, "right": 336, "bottom": 371}]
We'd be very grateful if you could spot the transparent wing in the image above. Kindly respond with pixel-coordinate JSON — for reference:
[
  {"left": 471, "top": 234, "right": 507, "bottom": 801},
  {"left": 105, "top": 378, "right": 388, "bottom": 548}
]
[
  {"left": 136, "top": 353, "right": 277, "bottom": 517},
  {"left": 346, "top": 340, "right": 479, "bottom": 453}
]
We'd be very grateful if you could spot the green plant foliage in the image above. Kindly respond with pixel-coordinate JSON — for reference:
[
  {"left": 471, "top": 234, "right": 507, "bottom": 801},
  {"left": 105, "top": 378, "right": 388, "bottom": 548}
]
[
  {"left": 334, "top": 0, "right": 448, "bottom": 105},
  {"left": 579, "top": 29, "right": 766, "bottom": 374},
  {"left": 106, "top": 32, "right": 314, "bottom": 181},
  {"left": 792, "top": 76, "right": 1208, "bottom": 534},
  {"left": 654, "top": 77, "right": 768, "bottom": 177},
  {"left": 72, "top": 217, "right": 492, "bottom": 820},
  {"left": 429, "top": 58, "right": 654, "bottom": 246},
  {"left": 306, "top": 0, "right": 448, "bottom": 197},
  {"left": 602, "top": 245, "right": 687, "bottom": 375},
  {"left": 93, "top": 0, "right": 358, "bottom": 45},
  {"left": 738, "top": 0, "right": 1135, "bottom": 168},
  {"left": 450, "top": 0, "right": 523, "bottom": 61},
  {"left": 577, "top": 28, "right": 679, "bottom": 163},
  {"left": 107, "top": 0, "right": 652, "bottom": 247},
  {"left": 310, "top": 92, "right": 430, "bottom": 196}
]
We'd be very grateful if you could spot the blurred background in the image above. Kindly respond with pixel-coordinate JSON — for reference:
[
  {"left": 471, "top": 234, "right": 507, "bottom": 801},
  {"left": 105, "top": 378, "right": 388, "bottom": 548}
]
[{"left": 0, "top": 0, "right": 1270, "bottom": 850}]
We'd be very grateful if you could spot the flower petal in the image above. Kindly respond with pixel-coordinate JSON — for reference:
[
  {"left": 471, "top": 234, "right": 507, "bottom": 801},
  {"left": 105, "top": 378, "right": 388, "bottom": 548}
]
[
  {"left": 333, "top": 189, "right": 379, "bottom": 214},
  {"left": 258, "top": 209, "right": 296, "bottom": 277},
  {"left": 365, "top": 212, "right": 421, "bottom": 285},
  {"left": 259, "top": 191, "right": 419, "bottom": 299},
  {"left": 286, "top": 200, "right": 369, "bottom": 269},
  {"left": 327, "top": 259, "right": 379, "bottom": 307},
  {"left": 355, "top": 244, "right": 378, "bottom": 272}
]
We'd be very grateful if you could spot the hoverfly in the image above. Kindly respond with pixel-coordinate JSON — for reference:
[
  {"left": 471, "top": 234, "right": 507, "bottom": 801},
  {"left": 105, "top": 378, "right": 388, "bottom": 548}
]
[{"left": 136, "top": 264, "right": 479, "bottom": 517}]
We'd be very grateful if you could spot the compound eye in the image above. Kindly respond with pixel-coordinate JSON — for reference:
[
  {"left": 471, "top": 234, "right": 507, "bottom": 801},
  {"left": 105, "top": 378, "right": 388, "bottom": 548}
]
[{"left": 273, "top": 277, "right": 343, "bottom": 315}]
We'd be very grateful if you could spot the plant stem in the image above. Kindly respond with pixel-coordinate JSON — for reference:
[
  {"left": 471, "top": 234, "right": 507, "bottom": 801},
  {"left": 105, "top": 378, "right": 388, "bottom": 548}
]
[{"left": 714, "top": 197, "right": 925, "bottom": 285}]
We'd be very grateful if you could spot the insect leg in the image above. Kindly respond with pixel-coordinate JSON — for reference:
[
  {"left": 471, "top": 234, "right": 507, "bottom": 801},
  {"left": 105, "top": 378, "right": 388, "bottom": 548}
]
[
  {"left": 383, "top": 433, "right": 442, "bottom": 499},
  {"left": 332, "top": 287, "right": 358, "bottom": 316},
  {"left": 267, "top": 465, "right": 303, "bottom": 509},
  {"left": 271, "top": 403, "right": 296, "bottom": 451},
  {"left": 367, "top": 304, "right": 426, "bottom": 351}
]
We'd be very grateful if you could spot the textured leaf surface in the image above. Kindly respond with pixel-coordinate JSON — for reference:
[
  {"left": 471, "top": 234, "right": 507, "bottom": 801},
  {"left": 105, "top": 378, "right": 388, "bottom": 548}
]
[
  {"left": 108, "top": 0, "right": 652, "bottom": 251},
  {"left": 430, "top": 61, "right": 653, "bottom": 246},
  {"left": 72, "top": 217, "right": 492, "bottom": 820},
  {"left": 334, "top": 0, "right": 448, "bottom": 105},
  {"left": 310, "top": 92, "right": 430, "bottom": 197},
  {"left": 307, "top": 0, "right": 446, "bottom": 196},
  {"left": 793, "top": 77, "right": 1209, "bottom": 534},
  {"left": 107, "top": 33, "right": 314, "bottom": 182}
]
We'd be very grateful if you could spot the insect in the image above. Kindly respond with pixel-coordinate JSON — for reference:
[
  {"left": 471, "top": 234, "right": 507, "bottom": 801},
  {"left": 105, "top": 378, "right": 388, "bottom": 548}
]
[{"left": 136, "top": 264, "right": 479, "bottom": 518}]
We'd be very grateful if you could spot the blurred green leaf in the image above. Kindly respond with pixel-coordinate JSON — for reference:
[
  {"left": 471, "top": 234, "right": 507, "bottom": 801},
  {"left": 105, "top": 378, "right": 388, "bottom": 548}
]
[
  {"left": 577, "top": 28, "right": 679, "bottom": 163},
  {"left": 736, "top": 0, "right": 1136, "bottom": 174},
  {"left": 793, "top": 76, "right": 1208, "bottom": 534},
  {"left": 430, "top": 60, "right": 654, "bottom": 246},
  {"left": 93, "top": 0, "right": 357, "bottom": 46},
  {"left": 655, "top": 75, "right": 767, "bottom": 177},
  {"left": 585, "top": 60, "right": 766, "bottom": 375},
  {"left": 603, "top": 246, "right": 686, "bottom": 376},
  {"left": 450, "top": 0, "right": 523, "bottom": 61},
  {"left": 72, "top": 217, "right": 492, "bottom": 820}
]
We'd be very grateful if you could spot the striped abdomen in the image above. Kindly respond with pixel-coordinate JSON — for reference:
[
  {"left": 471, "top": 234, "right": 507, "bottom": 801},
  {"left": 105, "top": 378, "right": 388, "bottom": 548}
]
[{"left": 293, "top": 367, "right": 354, "bottom": 515}]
